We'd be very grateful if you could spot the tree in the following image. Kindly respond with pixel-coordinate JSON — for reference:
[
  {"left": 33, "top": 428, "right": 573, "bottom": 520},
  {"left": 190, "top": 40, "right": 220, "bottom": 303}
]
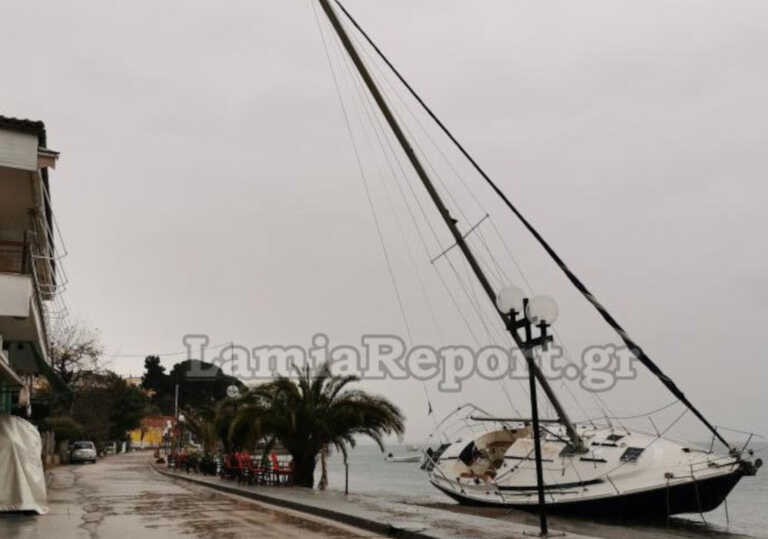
[
  {"left": 181, "top": 404, "right": 218, "bottom": 453},
  {"left": 44, "top": 416, "right": 84, "bottom": 441},
  {"left": 141, "top": 355, "right": 173, "bottom": 415},
  {"left": 37, "top": 322, "right": 150, "bottom": 447},
  {"left": 168, "top": 360, "right": 244, "bottom": 411},
  {"left": 108, "top": 378, "right": 150, "bottom": 441},
  {"left": 141, "top": 358, "right": 244, "bottom": 416},
  {"left": 49, "top": 320, "right": 103, "bottom": 387},
  {"left": 141, "top": 355, "right": 166, "bottom": 393},
  {"left": 230, "top": 361, "right": 404, "bottom": 488},
  {"left": 318, "top": 445, "right": 329, "bottom": 490},
  {"left": 68, "top": 372, "right": 150, "bottom": 447},
  {"left": 214, "top": 398, "right": 243, "bottom": 453}
]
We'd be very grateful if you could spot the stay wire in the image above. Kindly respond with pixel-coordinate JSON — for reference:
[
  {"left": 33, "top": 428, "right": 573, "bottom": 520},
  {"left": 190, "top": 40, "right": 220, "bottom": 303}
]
[
  {"left": 335, "top": 0, "right": 728, "bottom": 450},
  {"left": 317, "top": 6, "right": 451, "bottom": 424},
  {"left": 336, "top": 33, "right": 483, "bottom": 349},
  {"left": 312, "top": 2, "right": 414, "bottom": 348},
  {"left": 341, "top": 16, "right": 527, "bottom": 415}
]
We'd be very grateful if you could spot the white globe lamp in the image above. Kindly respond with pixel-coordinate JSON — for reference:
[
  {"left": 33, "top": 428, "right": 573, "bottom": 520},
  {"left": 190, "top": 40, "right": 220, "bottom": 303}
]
[
  {"left": 525, "top": 295, "right": 559, "bottom": 325},
  {"left": 497, "top": 285, "right": 525, "bottom": 314}
]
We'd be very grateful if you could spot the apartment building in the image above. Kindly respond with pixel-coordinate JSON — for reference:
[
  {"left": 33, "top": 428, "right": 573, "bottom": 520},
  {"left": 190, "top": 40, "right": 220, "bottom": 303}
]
[{"left": 0, "top": 115, "right": 63, "bottom": 413}]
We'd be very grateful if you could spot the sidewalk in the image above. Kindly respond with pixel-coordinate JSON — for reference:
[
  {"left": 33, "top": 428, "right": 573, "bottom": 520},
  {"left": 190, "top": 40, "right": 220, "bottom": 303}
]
[
  {"left": 1, "top": 454, "right": 379, "bottom": 539},
  {"left": 156, "top": 466, "right": 595, "bottom": 539}
]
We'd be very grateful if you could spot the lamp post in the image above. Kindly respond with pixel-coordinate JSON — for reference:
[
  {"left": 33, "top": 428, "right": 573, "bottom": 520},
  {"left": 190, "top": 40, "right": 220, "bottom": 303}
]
[
  {"left": 178, "top": 413, "right": 186, "bottom": 453},
  {"left": 497, "top": 286, "right": 562, "bottom": 538}
]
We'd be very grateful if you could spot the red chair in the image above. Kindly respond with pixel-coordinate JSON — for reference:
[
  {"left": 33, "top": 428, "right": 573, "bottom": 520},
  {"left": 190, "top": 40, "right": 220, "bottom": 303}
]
[
  {"left": 237, "top": 451, "right": 263, "bottom": 485},
  {"left": 235, "top": 451, "right": 250, "bottom": 484},
  {"left": 220, "top": 454, "right": 237, "bottom": 480},
  {"left": 251, "top": 457, "right": 267, "bottom": 485},
  {"left": 270, "top": 453, "right": 293, "bottom": 485}
]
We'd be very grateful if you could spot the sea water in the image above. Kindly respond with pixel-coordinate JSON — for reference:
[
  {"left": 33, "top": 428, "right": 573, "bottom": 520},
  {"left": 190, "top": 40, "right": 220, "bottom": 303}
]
[{"left": 324, "top": 443, "right": 768, "bottom": 537}]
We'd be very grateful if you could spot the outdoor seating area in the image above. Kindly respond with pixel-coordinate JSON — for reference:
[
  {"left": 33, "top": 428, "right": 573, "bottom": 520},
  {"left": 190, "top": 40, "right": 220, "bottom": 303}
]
[{"left": 167, "top": 450, "right": 293, "bottom": 486}]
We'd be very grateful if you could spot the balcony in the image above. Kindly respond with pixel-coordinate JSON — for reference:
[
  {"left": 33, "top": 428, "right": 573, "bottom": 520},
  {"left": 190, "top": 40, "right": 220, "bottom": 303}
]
[
  {"left": 0, "top": 234, "right": 53, "bottom": 374},
  {"left": 0, "top": 116, "right": 64, "bottom": 395}
]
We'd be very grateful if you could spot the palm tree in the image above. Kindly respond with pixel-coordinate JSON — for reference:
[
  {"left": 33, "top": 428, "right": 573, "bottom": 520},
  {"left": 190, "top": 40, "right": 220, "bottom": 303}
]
[
  {"left": 230, "top": 361, "right": 405, "bottom": 487},
  {"left": 215, "top": 397, "right": 248, "bottom": 452},
  {"left": 181, "top": 405, "right": 218, "bottom": 453},
  {"left": 318, "top": 445, "right": 329, "bottom": 490},
  {"left": 182, "top": 397, "right": 251, "bottom": 454}
]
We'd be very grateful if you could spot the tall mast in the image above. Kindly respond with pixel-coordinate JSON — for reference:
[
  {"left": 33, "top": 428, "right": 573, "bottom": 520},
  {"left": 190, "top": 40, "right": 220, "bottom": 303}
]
[
  {"left": 316, "top": 0, "right": 583, "bottom": 451},
  {"left": 332, "top": 0, "right": 731, "bottom": 452}
]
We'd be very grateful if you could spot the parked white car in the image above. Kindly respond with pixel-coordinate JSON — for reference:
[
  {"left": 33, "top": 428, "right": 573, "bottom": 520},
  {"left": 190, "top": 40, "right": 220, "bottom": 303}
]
[{"left": 70, "top": 441, "right": 97, "bottom": 464}]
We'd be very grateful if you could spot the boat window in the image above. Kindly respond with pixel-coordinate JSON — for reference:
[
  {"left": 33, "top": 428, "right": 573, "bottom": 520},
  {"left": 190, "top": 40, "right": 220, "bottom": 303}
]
[
  {"left": 620, "top": 447, "right": 644, "bottom": 462},
  {"left": 606, "top": 434, "right": 624, "bottom": 442}
]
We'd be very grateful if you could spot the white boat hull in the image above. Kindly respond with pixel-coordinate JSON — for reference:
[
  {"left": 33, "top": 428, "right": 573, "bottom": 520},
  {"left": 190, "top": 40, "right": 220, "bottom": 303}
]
[{"left": 428, "top": 426, "right": 758, "bottom": 518}]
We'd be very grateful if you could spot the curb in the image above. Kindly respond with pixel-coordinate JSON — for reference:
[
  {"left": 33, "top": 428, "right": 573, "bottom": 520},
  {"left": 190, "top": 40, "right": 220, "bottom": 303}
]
[{"left": 153, "top": 466, "right": 432, "bottom": 538}]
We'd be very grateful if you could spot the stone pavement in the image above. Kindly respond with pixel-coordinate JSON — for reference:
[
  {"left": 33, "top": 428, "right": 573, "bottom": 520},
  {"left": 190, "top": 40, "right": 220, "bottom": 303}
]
[{"left": 0, "top": 452, "right": 382, "bottom": 539}]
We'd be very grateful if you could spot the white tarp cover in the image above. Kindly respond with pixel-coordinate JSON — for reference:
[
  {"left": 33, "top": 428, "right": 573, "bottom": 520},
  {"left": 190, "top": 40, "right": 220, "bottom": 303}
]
[{"left": 0, "top": 414, "right": 48, "bottom": 514}]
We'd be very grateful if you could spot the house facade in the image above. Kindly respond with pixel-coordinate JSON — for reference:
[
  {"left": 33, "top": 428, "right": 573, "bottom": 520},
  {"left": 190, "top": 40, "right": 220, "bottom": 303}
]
[{"left": 0, "top": 116, "right": 63, "bottom": 413}]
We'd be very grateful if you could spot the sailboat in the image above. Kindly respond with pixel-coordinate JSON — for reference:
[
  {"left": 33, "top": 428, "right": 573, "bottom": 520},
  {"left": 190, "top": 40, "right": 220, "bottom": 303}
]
[
  {"left": 424, "top": 404, "right": 760, "bottom": 518},
  {"left": 314, "top": 0, "right": 763, "bottom": 520},
  {"left": 386, "top": 452, "right": 421, "bottom": 464}
]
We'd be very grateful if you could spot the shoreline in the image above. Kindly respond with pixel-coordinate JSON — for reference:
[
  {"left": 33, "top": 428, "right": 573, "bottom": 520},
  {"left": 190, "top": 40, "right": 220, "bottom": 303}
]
[
  {"left": 419, "top": 502, "right": 748, "bottom": 539},
  {"left": 157, "top": 457, "right": 749, "bottom": 538},
  {"left": 155, "top": 463, "right": 593, "bottom": 538}
]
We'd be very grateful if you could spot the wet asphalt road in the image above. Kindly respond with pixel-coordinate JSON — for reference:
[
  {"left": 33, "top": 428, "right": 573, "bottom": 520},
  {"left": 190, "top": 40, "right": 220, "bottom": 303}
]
[{"left": 0, "top": 452, "right": 379, "bottom": 539}]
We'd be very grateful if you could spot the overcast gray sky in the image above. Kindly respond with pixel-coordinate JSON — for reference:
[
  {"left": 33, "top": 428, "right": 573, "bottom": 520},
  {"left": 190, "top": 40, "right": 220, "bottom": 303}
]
[{"left": 2, "top": 0, "right": 766, "bottom": 442}]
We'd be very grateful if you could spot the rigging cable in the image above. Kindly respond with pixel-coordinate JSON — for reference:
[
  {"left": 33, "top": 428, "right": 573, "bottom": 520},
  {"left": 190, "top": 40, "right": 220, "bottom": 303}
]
[
  {"left": 338, "top": 17, "right": 527, "bottom": 416},
  {"left": 348, "top": 24, "right": 603, "bottom": 424},
  {"left": 314, "top": 2, "right": 447, "bottom": 422},
  {"left": 326, "top": 20, "right": 448, "bottom": 423},
  {"left": 334, "top": 0, "right": 731, "bottom": 451},
  {"left": 338, "top": 39, "right": 485, "bottom": 349},
  {"left": 312, "top": 1, "right": 415, "bottom": 351}
]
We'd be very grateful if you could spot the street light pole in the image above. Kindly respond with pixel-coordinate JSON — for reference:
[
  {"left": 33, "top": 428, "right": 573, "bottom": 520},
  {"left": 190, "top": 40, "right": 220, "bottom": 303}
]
[{"left": 502, "top": 291, "right": 565, "bottom": 538}]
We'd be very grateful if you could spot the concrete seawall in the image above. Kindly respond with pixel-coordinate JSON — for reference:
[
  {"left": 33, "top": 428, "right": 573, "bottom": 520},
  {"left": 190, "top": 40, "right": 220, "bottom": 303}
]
[{"left": 155, "top": 465, "right": 594, "bottom": 538}]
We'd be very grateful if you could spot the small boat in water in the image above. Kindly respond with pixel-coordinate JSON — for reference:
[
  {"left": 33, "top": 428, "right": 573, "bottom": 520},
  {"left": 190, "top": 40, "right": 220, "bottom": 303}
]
[{"left": 386, "top": 452, "right": 421, "bottom": 464}]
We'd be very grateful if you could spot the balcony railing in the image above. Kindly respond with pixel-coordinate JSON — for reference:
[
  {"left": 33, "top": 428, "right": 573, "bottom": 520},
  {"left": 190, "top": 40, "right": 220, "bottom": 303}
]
[
  {"left": 0, "top": 239, "right": 27, "bottom": 274},
  {"left": 0, "top": 232, "right": 59, "bottom": 362}
]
